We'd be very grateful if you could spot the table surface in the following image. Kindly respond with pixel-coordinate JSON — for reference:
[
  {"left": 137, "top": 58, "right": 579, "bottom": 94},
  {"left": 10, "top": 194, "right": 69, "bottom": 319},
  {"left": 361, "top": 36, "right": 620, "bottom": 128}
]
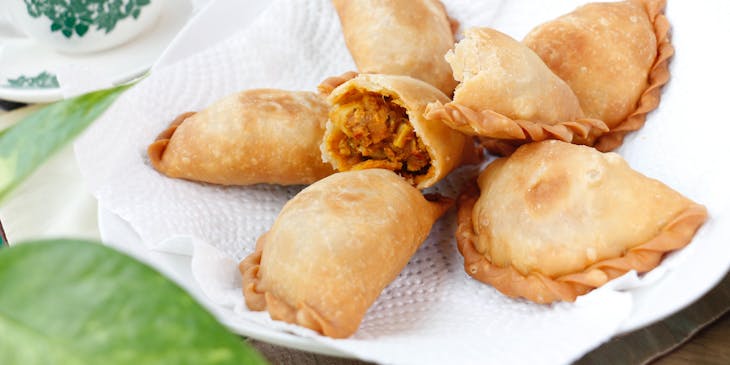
[
  {"left": 1, "top": 104, "right": 728, "bottom": 365},
  {"left": 655, "top": 313, "right": 730, "bottom": 365}
]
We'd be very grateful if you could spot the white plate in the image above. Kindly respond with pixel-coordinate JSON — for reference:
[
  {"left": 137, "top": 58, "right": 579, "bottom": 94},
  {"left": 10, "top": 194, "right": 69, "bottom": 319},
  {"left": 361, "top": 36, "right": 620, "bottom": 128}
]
[
  {"left": 88, "top": 0, "right": 730, "bottom": 361},
  {"left": 0, "top": 0, "right": 192, "bottom": 103}
]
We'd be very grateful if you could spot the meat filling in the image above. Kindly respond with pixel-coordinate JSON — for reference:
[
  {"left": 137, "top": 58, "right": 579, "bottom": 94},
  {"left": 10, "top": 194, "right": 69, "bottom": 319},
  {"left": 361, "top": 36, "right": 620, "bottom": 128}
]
[{"left": 327, "top": 92, "right": 432, "bottom": 182}]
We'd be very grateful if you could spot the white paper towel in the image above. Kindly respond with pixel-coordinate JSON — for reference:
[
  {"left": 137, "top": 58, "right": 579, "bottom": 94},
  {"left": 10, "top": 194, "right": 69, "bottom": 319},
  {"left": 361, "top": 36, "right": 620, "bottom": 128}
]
[{"left": 75, "top": 0, "right": 730, "bottom": 364}]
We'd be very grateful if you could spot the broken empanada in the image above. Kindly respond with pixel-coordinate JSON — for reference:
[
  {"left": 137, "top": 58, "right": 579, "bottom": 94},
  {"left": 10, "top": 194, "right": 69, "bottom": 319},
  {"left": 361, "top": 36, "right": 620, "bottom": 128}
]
[
  {"left": 523, "top": 0, "right": 672, "bottom": 151},
  {"left": 425, "top": 28, "right": 607, "bottom": 153},
  {"left": 456, "top": 141, "right": 707, "bottom": 303},
  {"left": 240, "top": 169, "right": 451, "bottom": 338},
  {"left": 148, "top": 89, "right": 335, "bottom": 185},
  {"left": 332, "top": 0, "right": 458, "bottom": 95},
  {"left": 321, "top": 73, "right": 474, "bottom": 189}
]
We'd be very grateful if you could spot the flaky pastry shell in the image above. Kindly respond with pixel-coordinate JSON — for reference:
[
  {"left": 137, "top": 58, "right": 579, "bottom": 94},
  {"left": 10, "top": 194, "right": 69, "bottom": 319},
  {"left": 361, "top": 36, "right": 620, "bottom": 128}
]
[
  {"left": 523, "top": 0, "right": 673, "bottom": 151},
  {"left": 425, "top": 28, "right": 608, "bottom": 153},
  {"left": 456, "top": 141, "right": 707, "bottom": 304},
  {"left": 332, "top": 0, "right": 458, "bottom": 95},
  {"left": 148, "top": 89, "right": 335, "bottom": 185},
  {"left": 240, "top": 169, "right": 452, "bottom": 338}
]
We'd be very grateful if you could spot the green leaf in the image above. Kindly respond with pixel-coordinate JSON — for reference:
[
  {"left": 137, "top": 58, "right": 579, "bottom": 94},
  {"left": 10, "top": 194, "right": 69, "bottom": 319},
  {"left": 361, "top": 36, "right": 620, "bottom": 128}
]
[
  {"left": 137, "top": 0, "right": 151, "bottom": 6},
  {"left": 62, "top": 28, "right": 73, "bottom": 38},
  {"left": 0, "top": 240, "right": 268, "bottom": 365},
  {"left": 132, "top": 8, "right": 141, "bottom": 19},
  {"left": 75, "top": 23, "right": 89, "bottom": 37},
  {"left": 50, "top": 22, "right": 63, "bottom": 31},
  {"left": 0, "top": 84, "right": 130, "bottom": 202}
]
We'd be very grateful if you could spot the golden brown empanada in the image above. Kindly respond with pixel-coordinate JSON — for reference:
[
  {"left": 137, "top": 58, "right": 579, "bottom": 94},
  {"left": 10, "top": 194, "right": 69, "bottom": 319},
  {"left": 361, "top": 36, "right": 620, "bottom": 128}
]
[
  {"left": 425, "top": 28, "right": 608, "bottom": 153},
  {"left": 332, "top": 0, "right": 458, "bottom": 95},
  {"left": 456, "top": 140, "right": 707, "bottom": 304},
  {"left": 148, "top": 89, "right": 335, "bottom": 185},
  {"left": 523, "top": 0, "right": 672, "bottom": 151},
  {"left": 240, "top": 169, "right": 451, "bottom": 338},
  {"left": 321, "top": 73, "right": 474, "bottom": 189}
]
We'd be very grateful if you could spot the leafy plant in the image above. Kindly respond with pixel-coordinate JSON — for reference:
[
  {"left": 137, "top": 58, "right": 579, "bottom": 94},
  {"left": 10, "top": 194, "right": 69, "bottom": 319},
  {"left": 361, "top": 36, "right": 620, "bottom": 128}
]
[
  {"left": 0, "top": 239, "right": 267, "bottom": 364},
  {"left": 0, "top": 84, "right": 130, "bottom": 202}
]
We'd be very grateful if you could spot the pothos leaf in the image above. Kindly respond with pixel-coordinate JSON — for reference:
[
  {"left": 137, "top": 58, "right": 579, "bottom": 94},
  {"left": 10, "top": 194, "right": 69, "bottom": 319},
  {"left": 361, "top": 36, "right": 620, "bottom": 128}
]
[
  {"left": 0, "top": 240, "right": 268, "bottom": 365},
  {"left": 0, "top": 84, "right": 130, "bottom": 202}
]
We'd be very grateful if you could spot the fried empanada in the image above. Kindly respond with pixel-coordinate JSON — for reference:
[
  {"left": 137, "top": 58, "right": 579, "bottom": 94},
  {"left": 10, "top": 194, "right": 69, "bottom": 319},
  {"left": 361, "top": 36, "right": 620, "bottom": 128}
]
[
  {"left": 148, "top": 89, "right": 335, "bottom": 185},
  {"left": 240, "top": 169, "right": 451, "bottom": 338},
  {"left": 321, "top": 73, "right": 474, "bottom": 189},
  {"left": 456, "top": 141, "right": 707, "bottom": 303},
  {"left": 523, "top": 0, "right": 672, "bottom": 151},
  {"left": 425, "top": 28, "right": 607, "bottom": 153},
  {"left": 332, "top": 0, "right": 458, "bottom": 95}
]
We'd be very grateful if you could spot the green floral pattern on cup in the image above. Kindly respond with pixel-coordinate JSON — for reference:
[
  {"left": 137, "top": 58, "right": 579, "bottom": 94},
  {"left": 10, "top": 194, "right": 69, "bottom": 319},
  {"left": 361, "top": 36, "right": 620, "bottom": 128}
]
[
  {"left": 23, "top": 0, "right": 152, "bottom": 39},
  {"left": 4, "top": 71, "right": 60, "bottom": 89}
]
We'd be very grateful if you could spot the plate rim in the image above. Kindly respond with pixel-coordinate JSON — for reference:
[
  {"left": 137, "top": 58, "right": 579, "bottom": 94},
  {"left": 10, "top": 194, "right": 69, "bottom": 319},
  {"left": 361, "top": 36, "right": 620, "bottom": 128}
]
[{"left": 90, "top": 0, "right": 730, "bottom": 358}]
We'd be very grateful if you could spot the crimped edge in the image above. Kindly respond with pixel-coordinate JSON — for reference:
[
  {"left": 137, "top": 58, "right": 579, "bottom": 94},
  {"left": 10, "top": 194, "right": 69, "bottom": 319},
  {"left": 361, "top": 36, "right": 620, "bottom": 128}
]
[
  {"left": 239, "top": 233, "right": 348, "bottom": 338},
  {"left": 455, "top": 181, "right": 708, "bottom": 304},
  {"left": 147, "top": 111, "right": 197, "bottom": 171},
  {"left": 425, "top": 101, "right": 608, "bottom": 146},
  {"left": 593, "top": 0, "right": 673, "bottom": 151}
]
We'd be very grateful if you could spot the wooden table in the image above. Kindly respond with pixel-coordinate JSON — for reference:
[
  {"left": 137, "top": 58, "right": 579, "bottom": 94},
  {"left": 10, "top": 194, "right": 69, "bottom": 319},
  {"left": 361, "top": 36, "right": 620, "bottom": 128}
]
[{"left": 655, "top": 313, "right": 730, "bottom": 365}]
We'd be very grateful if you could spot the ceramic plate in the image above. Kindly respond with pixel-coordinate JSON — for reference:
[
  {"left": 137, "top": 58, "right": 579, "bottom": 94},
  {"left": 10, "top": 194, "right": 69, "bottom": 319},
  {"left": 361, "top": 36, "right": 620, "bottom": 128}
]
[{"left": 90, "top": 0, "right": 730, "bottom": 359}]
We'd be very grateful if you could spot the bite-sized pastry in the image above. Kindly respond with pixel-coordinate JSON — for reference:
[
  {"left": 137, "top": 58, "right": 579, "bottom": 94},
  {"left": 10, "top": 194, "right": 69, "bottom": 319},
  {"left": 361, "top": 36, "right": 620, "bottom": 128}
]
[
  {"left": 456, "top": 141, "right": 707, "bottom": 304},
  {"left": 240, "top": 169, "right": 452, "bottom": 338},
  {"left": 321, "top": 73, "right": 475, "bottom": 189},
  {"left": 425, "top": 28, "right": 608, "bottom": 154},
  {"left": 148, "top": 89, "right": 335, "bottom": 185},
  {"left": 523, "top": 0, "right": 672, "bottom": 151},
  {"left": 332, "top": 0, "right": 458, "bottom": 95}
]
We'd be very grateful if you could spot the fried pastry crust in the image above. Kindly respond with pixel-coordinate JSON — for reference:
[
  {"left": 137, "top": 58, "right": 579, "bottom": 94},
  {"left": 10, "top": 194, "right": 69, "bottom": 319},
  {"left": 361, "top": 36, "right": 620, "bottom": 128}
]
[
  {"left": 241, "top": 169, "right": 452, "bottom": 337},
  {"left": 332, "top": 0, "right": 458, "bottom": 95},
  {"left": 425, "top": 28, "right": 608, "bottom": 153},
  {"left": 524, "top": 0, "right": 672, "bottom": 151},
  {"left": 148, "top": 89, "right": 335, "bottom": 185},
  {"left": 456, "top": 141, "right": 707, "bottom": 303}
]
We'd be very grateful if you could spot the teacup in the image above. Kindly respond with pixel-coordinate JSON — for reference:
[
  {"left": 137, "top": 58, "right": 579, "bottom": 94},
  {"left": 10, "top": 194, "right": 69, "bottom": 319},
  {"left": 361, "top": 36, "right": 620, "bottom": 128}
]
[{"left": 0, "top": 0, "right": 163, "bottom": 54}]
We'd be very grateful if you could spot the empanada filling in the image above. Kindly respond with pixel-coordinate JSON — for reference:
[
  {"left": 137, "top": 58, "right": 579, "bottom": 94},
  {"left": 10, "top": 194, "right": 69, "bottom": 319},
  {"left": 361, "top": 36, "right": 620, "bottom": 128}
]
[{"left": 327, "top": 92, "right": 432, "bottom": 183}]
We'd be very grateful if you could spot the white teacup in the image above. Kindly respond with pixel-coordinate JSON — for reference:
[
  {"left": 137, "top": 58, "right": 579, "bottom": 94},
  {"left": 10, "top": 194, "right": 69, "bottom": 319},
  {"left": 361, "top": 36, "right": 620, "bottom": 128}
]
[{"left": 0, "top": 0, "right": 163, "bottom": 54}]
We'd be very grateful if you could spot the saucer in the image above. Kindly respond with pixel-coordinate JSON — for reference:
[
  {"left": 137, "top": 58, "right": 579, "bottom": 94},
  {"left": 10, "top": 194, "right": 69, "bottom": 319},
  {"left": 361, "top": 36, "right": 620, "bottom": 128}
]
[{"left": 0, "top": 0, "right": 192, "bottom": 103}]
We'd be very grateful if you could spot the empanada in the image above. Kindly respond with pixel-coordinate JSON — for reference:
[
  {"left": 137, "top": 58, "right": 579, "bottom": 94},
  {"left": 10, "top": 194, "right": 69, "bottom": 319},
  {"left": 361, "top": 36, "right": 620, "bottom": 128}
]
[
  {"left": 332, "top": 0, "right": 458, "bottom": 95},
  {"left": 523, "top": 0, "right": 672, "bottom": 151},
  {"left": 240, "top": 169, "right": 451, "bottom": 338},
  {"left": 425, "top": 28, "right": 607, "bottom": 153},
  {"left": 148, "top": 89, "right": 335, "bottom": 185},
  {"left": 321, "top": 73, "right": 474, "bottom": 189},
  {"left": 456, "top": 141, "right": 707, "bottom": 303}
]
